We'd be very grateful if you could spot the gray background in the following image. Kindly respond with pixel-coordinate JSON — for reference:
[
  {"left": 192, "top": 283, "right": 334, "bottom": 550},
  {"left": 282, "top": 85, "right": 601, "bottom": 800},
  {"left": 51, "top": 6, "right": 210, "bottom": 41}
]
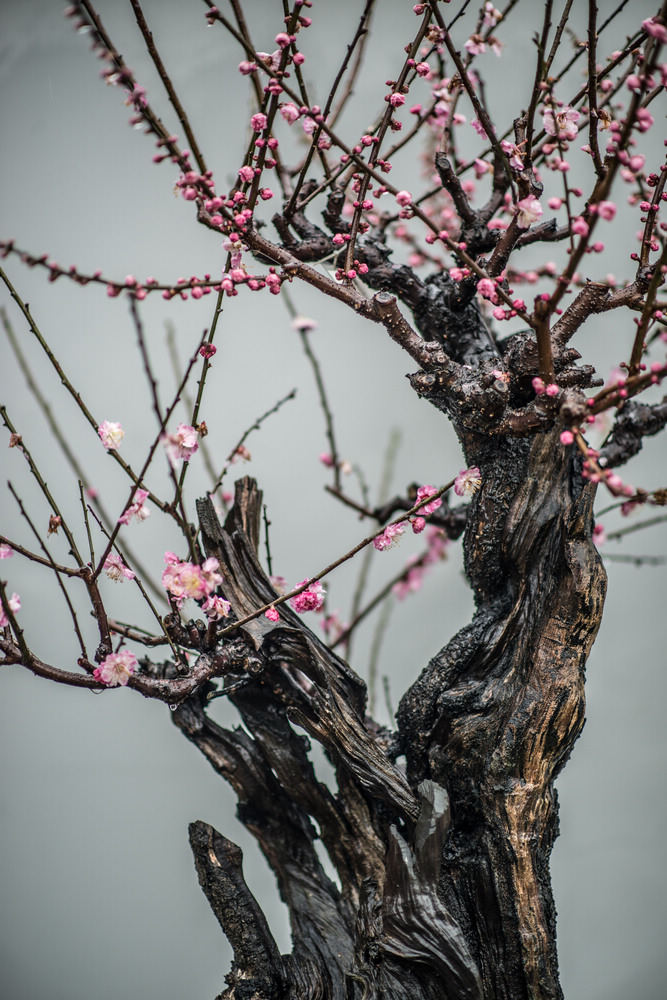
[{"left": 1, "top": 2, "right": 665, "bottom": 998}]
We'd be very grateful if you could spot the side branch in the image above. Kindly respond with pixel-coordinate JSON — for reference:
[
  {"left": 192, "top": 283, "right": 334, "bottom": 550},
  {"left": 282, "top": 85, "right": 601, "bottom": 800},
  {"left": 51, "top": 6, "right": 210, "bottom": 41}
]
[{"left": 188, "top": 821, "right": 284, "bottom": 997}]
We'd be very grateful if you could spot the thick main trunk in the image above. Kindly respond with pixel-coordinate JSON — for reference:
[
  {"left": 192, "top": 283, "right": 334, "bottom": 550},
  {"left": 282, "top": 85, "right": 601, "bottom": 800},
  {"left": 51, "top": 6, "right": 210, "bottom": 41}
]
[
  {"left": 174, "top": 428, "right": 605, "bottom": 999},
  {"left": 398, "top": 429, "right": 607, "bottom": 999}
]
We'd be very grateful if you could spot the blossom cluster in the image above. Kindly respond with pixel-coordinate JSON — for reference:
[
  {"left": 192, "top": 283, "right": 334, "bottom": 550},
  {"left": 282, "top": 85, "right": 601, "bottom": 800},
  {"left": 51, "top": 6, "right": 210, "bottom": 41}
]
[
  {"left": 93, "top": 649, "right": 137, "bottom": 687},
  {"left": 289, "top": 579, "right": 326, "bottom": 614},
  {"left": 162, "top": 553, "right": 224, "bottom": 610}
]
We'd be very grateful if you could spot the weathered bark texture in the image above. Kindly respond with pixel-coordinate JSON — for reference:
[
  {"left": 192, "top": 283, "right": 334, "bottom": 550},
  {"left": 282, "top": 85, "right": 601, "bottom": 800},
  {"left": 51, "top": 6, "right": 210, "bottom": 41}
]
[
  {"left": 172, "top": 425, "right": 604, "bottom": 999},
  {"left": 172, "top": 200, "right": 607, "bottom": 1000}
]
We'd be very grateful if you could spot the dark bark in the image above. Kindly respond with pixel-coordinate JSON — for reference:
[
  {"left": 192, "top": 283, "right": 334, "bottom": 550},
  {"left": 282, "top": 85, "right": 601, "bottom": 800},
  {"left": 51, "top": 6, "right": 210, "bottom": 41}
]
[
  {"left": 174, "top": 405, "right": 605, "bottom": 1000},
  {"left": 173, "top": 210, "right": 607, "bottom": 1000}
]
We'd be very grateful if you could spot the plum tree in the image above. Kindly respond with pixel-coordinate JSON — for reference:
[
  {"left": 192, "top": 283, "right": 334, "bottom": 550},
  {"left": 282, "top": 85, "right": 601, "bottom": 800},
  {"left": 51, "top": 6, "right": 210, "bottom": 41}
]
[{"left": 2, "top": 2, "right": 666, "bottom": 998}]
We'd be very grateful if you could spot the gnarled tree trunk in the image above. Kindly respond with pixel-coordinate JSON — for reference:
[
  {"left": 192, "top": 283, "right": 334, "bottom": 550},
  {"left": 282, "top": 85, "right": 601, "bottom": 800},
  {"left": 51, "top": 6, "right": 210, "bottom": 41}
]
[{"left": 172, "top": 408, "right": 605, "bottom": 1000}]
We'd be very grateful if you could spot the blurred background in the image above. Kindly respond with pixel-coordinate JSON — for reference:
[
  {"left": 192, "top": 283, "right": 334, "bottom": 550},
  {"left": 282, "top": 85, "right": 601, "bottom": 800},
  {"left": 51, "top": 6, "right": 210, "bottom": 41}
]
[{"left": 1, "top": 2, "right": 665, "bottom": 998}]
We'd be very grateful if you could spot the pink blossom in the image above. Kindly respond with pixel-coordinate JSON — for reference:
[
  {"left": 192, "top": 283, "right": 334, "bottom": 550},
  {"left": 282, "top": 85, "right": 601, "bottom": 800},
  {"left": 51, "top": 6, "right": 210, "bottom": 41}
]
[
  {"left": 98, "top": 420, "right": 125, "bottom": 451},
  {"left": 163, "top": 423, "right": 199, "bottom": 466},
  {"left": 201, "top": 557, "right": 223, "bottom": 592},
  {"left": 93, "top": 649, "right": 137, "bottom": 687},
  {"left": 411, "top": 517, "right": 426, "bottom": 534},
  {"left": 0, "top": 591, "right": 20, "bottom": 627},
  {"left": 104, "top": 552, "right": 136, "bottom": 582},
  {"left": 388, "top": 93, "right": 405, "bottom": 107},
  {"left": 545, "top": 383, "right": 559, "bottom": 397},
  {"left": 635, "top": 107, "right": 654, "bottom": 132},
  {"left": 373, "top": 522, "right": 405, "bottom": 551},
  {"left": 595, "top": 201, "right": 617, "bottom": 221},
  {"left": 321, "top": 610, "right": 346, "bottom": 640},
  {"left": 163, "top": 558, "right": 204, "bottom": 603},
  {"left": 543, "top": 105, "right": 580, "bottom": 140},
  {"left": 118, "top": 488, "right": 150, "bottom": 525},
  {"left": 232, "top": 444, "right": 251, "bottom": 463},
  {"left": 474, "top": 158, "right": 492, "bottom": 178},
  {"left": 476, "top": 277, "right": 498, "bottom": 302},
  {"left": 199, "top": 343, "right": 217, "bottom": 359},
  {"left": 515, "top": 196, "right": 542, "bottom": 229},
  {"left": 416, "top": 485, "right": 442, "bottom": 515},
  {"left": 449, "top": 267, "right": 467, "bottom": 281},
  {"left": 250, "top": 112, "right": 268, "bottom": 132},
  {"left": 256, "top": 50, "right": 282, "bottom": 72},
  {"left": 270, "top": 574, "right": 286, "bottom": 594},
  {"left": 290, "top": 579, "right": 326, "bottom": 613},
  {"left": 202, "top": 595, "right": 231, "bottom": 620},
  {"left": 396, "top": 190, "right": 412, "bottom": 207},
  {"left": 642, "top": 17, "right": 667, "bottom": 43},
  {"left": 238, "top": 61, "right": 258, "bottom": 75},
  {"left": 501, "top": 140, "right": 524, "bottom": 171},
  {"left": 393, "top": 564, "right": 424, "bottom": 600},
  {"left": 454, "top": 467, "right": 482, "bottom": 497},
  {"left": 274, "top": 32, "right": 291, "bottom": 48},
  {"left": 560, "top": 430, "right": 574, "bottom": 445},
  {"left": 464, "top": 35, "right": 486, "bottom": 56},
  {"left": 265, "top": 606, "right": 280, "bottom": 622},
  {"left": 280, "top": 102, "right": 301, "bottom": 124},
  {"left": 483, "top": 1, "right": 502, "bottom": 27},
  {"left": 238, "top": 165, "right": 255, "bottom": 183},
  {"left": 319, "top": 452, "right": 334, "bottom": 467},
  {"left": 592, "top": 523, "right": 607, "bottom": 546},
  {"left": 0, "top": 544, "right": 13, "bottom": 559},
  {"left": 571, "top": 216, "right": 589, "bottom": 237}
]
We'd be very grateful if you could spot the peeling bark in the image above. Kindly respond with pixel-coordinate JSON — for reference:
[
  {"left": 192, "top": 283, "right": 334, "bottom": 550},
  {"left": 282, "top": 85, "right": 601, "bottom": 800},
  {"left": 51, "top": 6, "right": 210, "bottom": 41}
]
[{"left": 173, "top": 175, "right": 608, "bottom": 1000}]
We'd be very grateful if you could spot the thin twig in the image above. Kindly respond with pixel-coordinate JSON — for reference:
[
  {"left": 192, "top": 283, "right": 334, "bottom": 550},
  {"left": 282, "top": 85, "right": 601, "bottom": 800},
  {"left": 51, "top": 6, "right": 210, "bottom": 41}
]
[
  {"left": 165, "top": 322, "right": 218, "bottom": 490},
  {"left": 0, "top": 581, "right": 34, "bottom": 666},
  {"left": 587, "top": 0, "right": 604, "bottom": 178},
  {"left": 177, "top": 286, "right": 226, "bottom": 498},
  {"left": 282, "top": 288, "right": 341, "bottom": 490},
  {"left": 606, "top": 514, "right": 667, "bottom": 541},
  {"left": 0, "top": 267, "right": 170, "bottom": 513},
  {"left": 368, "top": 598, "right": 393, "bottom": 718},
  {"left": 603, "top": 552, "right": 666, "bottom": 566},
  {"left": 7, "top": 482, "right": 89, "bottom": 659},
  {"left": 287, "top": 0, "right": 375, "bottom": 213},
  {"left": 86, "top": 505, "right": 181, "bottom": 661},
  {"left": 129, "top": 0, "right": 208, "bottom": 175},
  {"left": 215, "top": 480, "right": 455, "bottom": 638},
  {"left": 382, "top": 673, "right": 394, "bottom": 723},
  {"left": 262, "top": 504, "right": 274, "bottom": 578},
  {"left": 79, "top": 480, "right": 96, "bottom": 565},
  {"left": 346, "top": 429, "right": 401, "bottom": 657},
  {"left": 209, "top": 388, "right": 298, "bottom": 495},
  {"left": 2, "top": 408, "right": 85, "bottom": 568},
  {"left": 92, "top": 327, "right": 210, "bottom": 580}
]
